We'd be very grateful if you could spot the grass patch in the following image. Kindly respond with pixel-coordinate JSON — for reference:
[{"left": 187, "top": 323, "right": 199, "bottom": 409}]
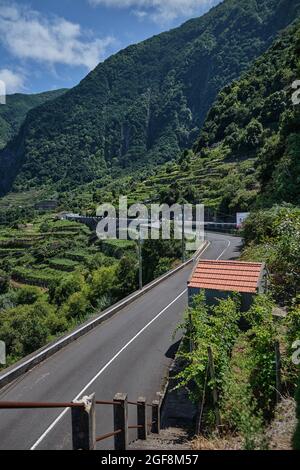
[
  {"left": 48, "top": 258, "right": 79, "bottom": 272},
  {"left": 12, "top": 266, "right": 63, "bottom": 288}
]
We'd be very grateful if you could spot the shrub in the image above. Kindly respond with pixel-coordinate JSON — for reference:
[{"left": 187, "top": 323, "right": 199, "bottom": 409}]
[
  {"left": 0, "top": 268, "right": 9, "bottom": 294},
  {"left": 62, "top": 288, "right": 91, "bottom": 320},
  {"left": 48, "top": 258, "right": 79, "bottom": 271},
  {"left": 114, "top": 255, "right": 138, "bottom": 299},
  {"left": 16, "top": 286, "right": 43, "bottom": 305},
  {"left": 176, "top": 293, "right": 240, "bottom": 402},
  {"left": 221, "top": 336, "right": 268, "bottom": 450},
  {"left": 243, "top": 296, "right": 277, "bottom": 418},
  {"left": 12, "top": 267, "right": 63, "bottom": 288},
  {"left": 242, "top": 205, "right": 300, "bottom": 303},
  {"left": 154, "top": 257, "right": 174, "bottom": 278},
  {"left": 49, "top": 271, "right": 85, "bottom": 306},
  {"left": 0, "top": 299, "right": 67, "bottom": 363},
  {"left": 89, "top": 266, "right": 117, "bottom": 307}
]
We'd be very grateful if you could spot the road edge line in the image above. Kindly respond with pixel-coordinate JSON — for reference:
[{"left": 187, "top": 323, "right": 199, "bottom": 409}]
[
  {"left": 30, "top": 289, "right": 187, "bottom": 450},
  {"left": 0, "top": 241, "right": 209, "bottom": 390}
]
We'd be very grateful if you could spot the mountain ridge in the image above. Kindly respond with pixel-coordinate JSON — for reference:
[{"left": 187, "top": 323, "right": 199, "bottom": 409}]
[
  {"left": 1, "top": 0, "right": 299, "bottom": 196},
  {"left": 76, "top": 18, "right": 299, "bottom": 217}
]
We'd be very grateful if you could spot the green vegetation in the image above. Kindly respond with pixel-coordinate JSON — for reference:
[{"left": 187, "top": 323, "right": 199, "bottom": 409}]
[
  {"left": 221, "top": 335, "right": 267, "bottom": 450},
  {"left": 242, "top": 205, "right": 300, "bottom": 303},
  {"left": 177, "top": 205, "right": 300, "bottom": 448},
  {"left": 41, "top": 17, "right": 300, "bottom": 220},
  {"left": 1, "top": 0, "right": 299, "bottom": 195},
  {"left": 88, "top": 17, "right": 299, "bottom": 217},
  {"left": 176, "top": 293, "right": 241, "bottom": 402},
  {"left": 179, "top": 205, "right": 300, "bottom": 450},
  {"left": 0, "top": 217, "right": 183, "bottom": 367},
  {"left": 0, "top": 89, "right": 66, "bottom": 150},
  {"left": 180, "top": 205, "right": 300, "bottom": 449},
  {"left": 178, "top": 292, "right": 298, "bottom": 449},
  {"left": 241, "top": 205, "right": 300, "bottom": 448},
  {"left": 194, "top": 19, "right": 300, "bottom": 211},
  {"left": 0, "top": 0, "right": 299, "bottom": 446},
  {"left": 48, "top": 258, "right": 79, "bottom": 272},
  {"left": 98, "top": 239, "right": 136, "bottom": 259},
  {"left": 293, "top": 375, "right": 300, "bottom": 450}
]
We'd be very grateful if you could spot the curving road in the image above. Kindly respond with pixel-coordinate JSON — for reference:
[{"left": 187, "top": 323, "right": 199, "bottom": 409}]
[{"left": 0, "top": 232, "right": 242, "bottom": 450}]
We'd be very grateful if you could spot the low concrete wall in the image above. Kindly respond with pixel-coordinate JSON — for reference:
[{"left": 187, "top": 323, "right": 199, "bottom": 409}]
[{"left": 0, "top": 242, "right": 208, "bottom": 390}]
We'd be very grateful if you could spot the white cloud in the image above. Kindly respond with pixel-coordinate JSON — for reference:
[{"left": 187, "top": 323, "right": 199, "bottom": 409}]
[
  {"left": 0, "top": 68, "right": 25, "bottom": 93},
  {"left": 0, "top": 2, "right": 115, "bottom": 70},
  {"left": 88, "top": 0, "right": 218, "bottom": 24}
]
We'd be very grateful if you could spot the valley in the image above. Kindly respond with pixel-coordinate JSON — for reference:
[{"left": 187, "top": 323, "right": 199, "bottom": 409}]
[{"left": 0, "top": 0, "right": 299, "bottom": 453}]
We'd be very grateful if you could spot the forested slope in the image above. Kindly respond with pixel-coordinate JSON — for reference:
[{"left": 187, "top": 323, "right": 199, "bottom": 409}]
[
  {"left": 1, "top": 0, "right": 299, "bottom": 195},
  {"left": 100, "top": 18, "right": 299, "bottom": 216},
  {"left": 0, "top": 89, "right": 66, "bottom": 150}
]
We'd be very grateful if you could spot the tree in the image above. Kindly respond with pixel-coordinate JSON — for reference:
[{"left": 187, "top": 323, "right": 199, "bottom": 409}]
[
  {"left": 62, "top": 288, "right": 91, "bottom": 320},
  {"left": 89, "top": 266, "right": 116, "bottom": 307},
  {"left": 142, "top": 235, "right": 181, "bottom": 284},
  {"left": 154, "top": 258, "right": 173, "bottom": 278},
  {"left": 0, "top": 299, "right": 66, "bottom": 362},
  {"left": 242, "top": 118, "right": 264, "bottom": 149},
  {"left": 50, "top": 271, "right": 85, "bottom": 306},
  {"left": 114, "top": 255, "right": 138, "bottom": 299}
]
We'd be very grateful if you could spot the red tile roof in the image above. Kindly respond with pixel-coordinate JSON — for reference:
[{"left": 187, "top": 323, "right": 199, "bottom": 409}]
[{"left": 188, "top": 260, "right": 264, "bottom": 294}]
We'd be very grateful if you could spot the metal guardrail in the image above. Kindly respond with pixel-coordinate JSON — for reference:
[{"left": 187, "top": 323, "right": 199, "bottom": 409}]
[
  {"left": 0, "top": 401, "right": 83, "bottom": 409},
  {"left": 0, "top": 240, "right": 209, "bottom": 390},
  {"left": 0, "top": 392, "right": 162, "bottom": 450},
  {"left": 96, "top": 430, "right": 122, "bottom": 442}
]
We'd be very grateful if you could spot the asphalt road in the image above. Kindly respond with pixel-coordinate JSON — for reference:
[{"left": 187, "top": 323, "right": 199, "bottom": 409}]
[{"left": 0, "top": 232, "right": 242, "bottom": 450}]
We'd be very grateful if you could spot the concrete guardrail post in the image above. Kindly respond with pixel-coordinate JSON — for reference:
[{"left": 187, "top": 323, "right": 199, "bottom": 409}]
[
  {"left": 151, "top": 399, "right": 160, "bottom": 434},
  {"left": 71, "top": 394, "right": 96, "bottom": 450},
  {"left": 114, "top": 393, "right": 128, "bottom": 450},
  {"left": 137, "top": 397, "right": 147, "bottom": 440}
]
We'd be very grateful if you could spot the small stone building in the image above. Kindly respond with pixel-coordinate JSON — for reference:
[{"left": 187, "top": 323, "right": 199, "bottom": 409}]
[{"left": 188, "top": 260, "right": 267, "bottom": 312}]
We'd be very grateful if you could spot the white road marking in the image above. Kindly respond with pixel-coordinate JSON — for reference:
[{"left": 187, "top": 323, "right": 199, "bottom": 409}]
[
  {"left": 30, "top": 289, "right": 187, "bottom": 450},
  {"left": 1, "top": 242, "right": 209, "bottom": 387},
  {"left": 217, "top": 239, "right": 231, "bottom": 260},
  {"left": 30, "top": 236, "right": 229, "bottom": 450}
]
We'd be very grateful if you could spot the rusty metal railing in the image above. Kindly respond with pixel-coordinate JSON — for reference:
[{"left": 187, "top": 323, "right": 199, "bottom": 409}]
[
  {"left": 0, "top": 401, "right": 83, "bottom": 409},
  {"left": 0, "top": 392, "right": 162, "bottom": 450},
  {"left": 96, "top": 430, "right": 122, "bottom": 442}
]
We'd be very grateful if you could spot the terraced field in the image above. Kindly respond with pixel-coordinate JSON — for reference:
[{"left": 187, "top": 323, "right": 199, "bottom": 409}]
[
  {"left": 68, "top": 148, "right": 259, "bottom": 217},
  {"left": 0, "top": 218, "right": 135, "bottom": 289},
  {"left": 123, "top": 150, "right": 258, "bottom": 213},
  {"left": 0, "top": 190, "right": 44, "bottom": 210},
  {"left": 0, "top": 214, "right": 142, "bottom": 367}
]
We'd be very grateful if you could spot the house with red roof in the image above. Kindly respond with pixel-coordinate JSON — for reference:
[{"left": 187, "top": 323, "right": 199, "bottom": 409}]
[{"left": 188, "top": 260, "right": 267, "bottom": 311}]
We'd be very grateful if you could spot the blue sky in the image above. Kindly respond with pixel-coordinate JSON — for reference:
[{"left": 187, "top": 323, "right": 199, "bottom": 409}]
[{"left": 0, "top": 0, "right": 221, "bottom": 94}]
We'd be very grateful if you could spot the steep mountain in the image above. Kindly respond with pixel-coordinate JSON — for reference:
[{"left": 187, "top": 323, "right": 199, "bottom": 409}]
[
  {"left": 194, "top": 17, "right": 300, "bottom": 210},
  {"left": 85, "top": 18, "right": 299, "bottom": 216},
  {"left": 0, "top": 0, "right": 299, "bottom": 196},
  {"left": 0, "top": 89, "right": 67, "bottom": 150}
]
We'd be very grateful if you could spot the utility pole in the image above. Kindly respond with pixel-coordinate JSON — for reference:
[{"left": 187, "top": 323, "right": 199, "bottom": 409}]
[{"left": 138, "top": 230, "right": 143, "bottom": 290}]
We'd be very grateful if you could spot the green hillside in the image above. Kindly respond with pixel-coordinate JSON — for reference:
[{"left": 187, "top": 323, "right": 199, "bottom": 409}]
[
  {"left": 0, "top": 89, "right": 66, "bottom": 150},
  {"left": 194, "top": 19, "right": 300, "bottom": 210},
  {"left": 88, "top": 17, "right": 298, "bottom": 216},
  {"left": 1, "top": 0, "right": 299, "bottom": 196}
]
